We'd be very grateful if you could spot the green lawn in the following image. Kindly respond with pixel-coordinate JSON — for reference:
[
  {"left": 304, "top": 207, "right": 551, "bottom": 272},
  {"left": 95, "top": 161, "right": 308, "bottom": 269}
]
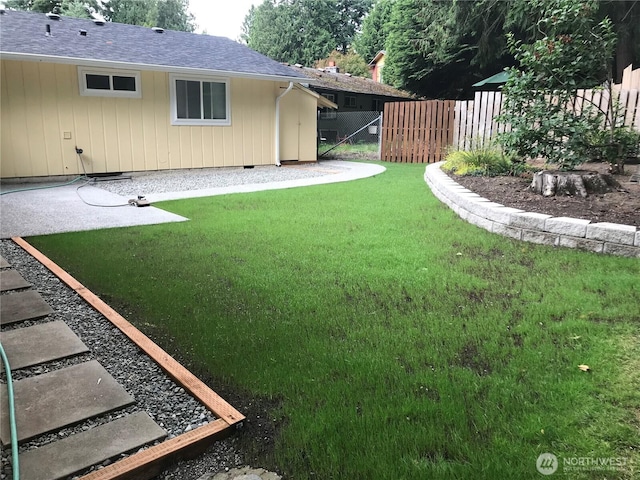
[{"left": 28, "top": 162, "right": 639, "bottom": 479}]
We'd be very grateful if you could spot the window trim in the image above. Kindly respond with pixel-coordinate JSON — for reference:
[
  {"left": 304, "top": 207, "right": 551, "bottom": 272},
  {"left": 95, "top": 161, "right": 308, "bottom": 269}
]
[
  {"left": 320, "top": 93, "right": 337, "bottom": 120},
  {"left": 344, "top": 95, "right": 357, "bottom": 108},
  {"left": 169, "top": 73, "right": 231, "bottom": 126},
  {"left": 78, "top": 67, "right": 141, "bottom": 98}
]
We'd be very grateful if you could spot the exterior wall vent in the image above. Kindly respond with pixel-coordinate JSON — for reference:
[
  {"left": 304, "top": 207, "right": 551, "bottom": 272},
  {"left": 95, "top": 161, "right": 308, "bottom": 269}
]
[
  {"left": 152, "top": 27, "right": 164, "bottom": 33},
  {"left": 46, "top": 12, "right": 61, "bottom": 20}
]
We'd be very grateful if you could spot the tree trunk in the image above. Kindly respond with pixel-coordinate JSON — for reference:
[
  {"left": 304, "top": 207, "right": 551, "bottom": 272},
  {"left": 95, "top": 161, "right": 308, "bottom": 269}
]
[{"left": 530, "top": 171, "right": 621, "bottom": 197}]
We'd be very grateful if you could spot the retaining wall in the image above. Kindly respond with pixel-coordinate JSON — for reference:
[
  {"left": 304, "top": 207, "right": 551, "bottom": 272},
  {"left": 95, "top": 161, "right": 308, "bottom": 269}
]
[{"left": 424, "top": 162, "right": 640, "bottom": 258}]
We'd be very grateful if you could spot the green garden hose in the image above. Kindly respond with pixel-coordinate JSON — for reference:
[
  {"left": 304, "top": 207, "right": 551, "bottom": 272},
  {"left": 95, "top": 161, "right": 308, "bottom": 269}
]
[
  {"left": 0, "top": 175, "right": 85, "bottom": 196},
  {"left": 0, "top": 342, "right": 19, "bottom": 480}
]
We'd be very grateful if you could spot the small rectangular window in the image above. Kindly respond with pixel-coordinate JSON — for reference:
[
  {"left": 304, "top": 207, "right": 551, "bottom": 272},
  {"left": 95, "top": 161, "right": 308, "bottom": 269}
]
[
  {"left": 320, "top": 93, "right": 337, "bottom": 120},
  {"left": 86, "top": 74, "right": 110, "bottom": 90},
  {"left": 113, "top": 75, "right": 136, "bottom": 91},
  {"left": 344, "top": 95, "right": 357, "bottom": 108},
  {"left": 170, "top": 74, "right": 230, "bottom": 126},
  {"left": 78, "top": 67, "right": 141, "bottom": 98}
]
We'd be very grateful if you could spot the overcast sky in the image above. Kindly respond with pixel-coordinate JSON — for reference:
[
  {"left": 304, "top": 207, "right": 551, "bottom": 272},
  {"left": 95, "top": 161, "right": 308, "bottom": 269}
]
[{"left": 188, "top": 0, "right": 257, "bottom": 41}]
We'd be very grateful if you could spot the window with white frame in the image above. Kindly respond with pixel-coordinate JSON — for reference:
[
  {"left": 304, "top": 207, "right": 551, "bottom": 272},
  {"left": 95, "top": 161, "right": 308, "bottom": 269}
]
[
  {"left": 320, "top": 93, "right": 336, "bottom": 119},
  {"left": 169, "top": 74, "right": 230, "bottom": 126},
  {"left": 78, "top": 67, "right": 141, "bottom": 98}
]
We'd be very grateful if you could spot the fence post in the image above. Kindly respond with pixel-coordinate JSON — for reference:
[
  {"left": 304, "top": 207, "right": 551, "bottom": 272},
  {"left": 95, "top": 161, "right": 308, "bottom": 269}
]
[{"left": 377, "top": 113, "right": 383, "bottom": 160}]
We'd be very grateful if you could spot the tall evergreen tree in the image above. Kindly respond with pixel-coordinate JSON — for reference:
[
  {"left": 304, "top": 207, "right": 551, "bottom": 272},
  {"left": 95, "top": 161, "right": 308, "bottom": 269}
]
[
  {"left": 353, "top": 0, "right": 394, "bottom": 62},
  {"left": 244, "top": 0, "right": 372, "bottom": 66}
]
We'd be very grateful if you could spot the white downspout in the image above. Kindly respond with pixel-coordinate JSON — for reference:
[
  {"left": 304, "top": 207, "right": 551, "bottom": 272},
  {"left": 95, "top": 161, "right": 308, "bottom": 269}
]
[{"left": 275, "top": 82, "right": 294, "bottom": 166}]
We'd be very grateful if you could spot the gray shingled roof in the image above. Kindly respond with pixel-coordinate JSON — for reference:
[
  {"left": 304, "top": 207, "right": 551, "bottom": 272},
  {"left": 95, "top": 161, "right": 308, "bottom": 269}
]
[
  {"left": 0, "top": 10, "right": 306, "bottom": 81},
  {"left": 291, "top": 65, "right": 414, "bottom": 99}
]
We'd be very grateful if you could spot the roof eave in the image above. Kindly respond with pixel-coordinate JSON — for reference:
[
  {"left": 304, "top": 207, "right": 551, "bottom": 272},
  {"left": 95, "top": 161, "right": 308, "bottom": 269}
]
[{"left": 0, "top": 52, "right": 308, "bottom": 83}]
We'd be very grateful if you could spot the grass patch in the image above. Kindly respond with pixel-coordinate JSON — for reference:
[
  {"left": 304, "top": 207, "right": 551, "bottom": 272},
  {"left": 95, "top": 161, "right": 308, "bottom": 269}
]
[
  {"left": 28, "top": 162, "right": 639, "bottom": 479},
  {"left": 319, "top": 142, "right": 378, "bottom": 158}
]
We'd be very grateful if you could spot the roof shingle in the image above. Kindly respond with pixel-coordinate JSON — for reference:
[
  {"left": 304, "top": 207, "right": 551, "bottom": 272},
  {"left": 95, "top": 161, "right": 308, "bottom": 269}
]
[
  {"left": 290, "top": 65, "right": 413, "bottom": 99},
  {"left": 0, "top": 10, "right": 306, "bottom": 81}
]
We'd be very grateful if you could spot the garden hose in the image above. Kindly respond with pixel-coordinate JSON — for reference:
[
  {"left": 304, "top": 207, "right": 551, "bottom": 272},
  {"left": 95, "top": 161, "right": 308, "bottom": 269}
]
[
  {"left": 0, "top": 341, "right": 19, "bottom": 480},
  {"left": 0, "top": 175, "right": 85, "bottom": 196}
]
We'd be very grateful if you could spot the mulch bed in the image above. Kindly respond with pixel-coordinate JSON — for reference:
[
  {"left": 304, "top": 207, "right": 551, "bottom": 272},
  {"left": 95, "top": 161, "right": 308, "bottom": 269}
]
[{"left": 447, "top": 163, "right": 640, "bottom": 227}]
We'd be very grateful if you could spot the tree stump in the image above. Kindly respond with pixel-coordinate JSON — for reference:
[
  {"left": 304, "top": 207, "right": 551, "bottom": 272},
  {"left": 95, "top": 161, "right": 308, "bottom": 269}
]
[{"left": 530, "top": 170, "right": 621, "bottom": 197}]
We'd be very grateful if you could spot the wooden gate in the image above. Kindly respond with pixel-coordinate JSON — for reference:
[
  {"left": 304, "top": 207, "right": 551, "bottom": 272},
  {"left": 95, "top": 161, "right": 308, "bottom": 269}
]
[{"left": 381, "top": 100, "right": 455, "bottom": 163}]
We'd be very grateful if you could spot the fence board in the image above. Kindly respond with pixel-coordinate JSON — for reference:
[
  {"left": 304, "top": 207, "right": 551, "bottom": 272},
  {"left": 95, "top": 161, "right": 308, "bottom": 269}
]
[
  {"left": 381, "top": 84, "right": 639, "bottom": 163},
  {"left": 624, "top": 90, "right": 638, "bottom": 127}
]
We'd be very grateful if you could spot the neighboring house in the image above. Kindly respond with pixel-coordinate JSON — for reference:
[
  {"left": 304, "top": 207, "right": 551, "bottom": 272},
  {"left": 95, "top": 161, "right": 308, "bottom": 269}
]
[
  {"left": 368, "top": 51, "right": 385, "bottom": 84},
  {"left": 0, "top": 10, "right": 335, "bottom": 178},
  {"left": 289, "top": 63, "right": 412, "bottom": 142}
]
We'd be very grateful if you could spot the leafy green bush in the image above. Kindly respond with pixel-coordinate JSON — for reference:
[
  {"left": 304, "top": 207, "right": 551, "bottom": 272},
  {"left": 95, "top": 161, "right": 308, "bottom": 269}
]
[
  {"left": 585, "top": 126, "right": 640, "bottom": 172},
  {"left": 497, "top": 0, "right": 617, "bottom": 171},
  {"left": 442, "top": 146, "right": 518, "bottom": 176}
]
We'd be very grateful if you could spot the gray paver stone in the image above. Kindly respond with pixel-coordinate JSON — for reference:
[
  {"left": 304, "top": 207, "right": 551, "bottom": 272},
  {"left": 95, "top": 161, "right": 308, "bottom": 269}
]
[
  {"left": 0, "top": 290, "right": 54, "bottom": 325},
  {"left": 0, "top": 270, "right": 31, "bottom": 292},
  {"left": 19, "top": 412, "right": 166, "bottom": 480},
  {"left": 0, "top": 321, "right": 89, "bottom": 370},
  {"left": 0, "top": 360, "right": 134, "bottom": 444}
]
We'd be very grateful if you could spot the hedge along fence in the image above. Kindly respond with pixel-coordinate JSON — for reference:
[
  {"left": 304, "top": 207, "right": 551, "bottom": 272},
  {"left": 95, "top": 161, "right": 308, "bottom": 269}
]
[{"left": 382, "top": 65, "right": 640, "bottom": 162}]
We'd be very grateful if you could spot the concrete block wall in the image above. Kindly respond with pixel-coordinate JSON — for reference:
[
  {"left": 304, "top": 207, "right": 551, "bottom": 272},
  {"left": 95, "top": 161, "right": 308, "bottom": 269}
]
[{"left": 424, "top": 162, "right": 640, "bottom": 258}]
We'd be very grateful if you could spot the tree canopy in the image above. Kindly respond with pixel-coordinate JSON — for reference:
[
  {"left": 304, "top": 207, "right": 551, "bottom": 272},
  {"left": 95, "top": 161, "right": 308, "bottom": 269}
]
[
  {"left": 242, "top": 0, "right": 372, "bottom": 66},
  {"left": 6, "top": 0, "right": 196, "bottom": 31},
  {"left": 365, "top": 0, "right": 639, "bottom": 99},
  {"left": 316, "top": 50, "right": 371, "bottom": 77}
]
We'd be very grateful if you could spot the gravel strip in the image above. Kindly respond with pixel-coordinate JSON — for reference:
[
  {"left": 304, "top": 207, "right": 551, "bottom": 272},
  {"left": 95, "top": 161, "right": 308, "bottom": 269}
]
[
  {"left": 93, "top": 163, "right": 349, "bottom": 197},
  {"left": 0, "top": 239, "right": 240, "bottom": 479}
]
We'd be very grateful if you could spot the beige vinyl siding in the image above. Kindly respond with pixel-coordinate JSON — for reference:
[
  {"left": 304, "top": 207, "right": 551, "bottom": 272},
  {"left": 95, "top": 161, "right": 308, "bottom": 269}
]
[
  {"left": 279, "top": 88, "right": 319, "bottom": 162},
  {"left": 1, "top": 60, "right": 296, "bottom": 178}
]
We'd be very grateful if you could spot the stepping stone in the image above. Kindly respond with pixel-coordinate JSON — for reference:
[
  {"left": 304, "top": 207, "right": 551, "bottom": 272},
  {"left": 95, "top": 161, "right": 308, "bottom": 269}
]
[
  {"left": 0, "top": 360, "right": 134, "bottom": 445},
  {"left": 18, "top": 412, "right": 166, "bottom": 480},
  {"left": 0, "top": 256, "right": 9, "bottom": 268},
  {"left": 0, "top": 270, "right": 31, "bottom": 292},
  {"left": 0, "top": 321, "right": 89, "bottom": 370},
  {"left": 0, "top": 290, "right": 54, "bottom": 325}
]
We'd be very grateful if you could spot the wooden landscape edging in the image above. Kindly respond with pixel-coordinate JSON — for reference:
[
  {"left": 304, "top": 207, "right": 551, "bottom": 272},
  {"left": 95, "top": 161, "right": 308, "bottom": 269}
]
[{"left": 12, "top": 237, "right": 245, "bottom": 480}]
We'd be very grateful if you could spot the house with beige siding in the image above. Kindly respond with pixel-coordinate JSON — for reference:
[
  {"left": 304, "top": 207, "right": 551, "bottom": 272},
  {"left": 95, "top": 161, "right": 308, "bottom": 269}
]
[{"left": 0, "top": 10, "right": 335, "bottom": 179}]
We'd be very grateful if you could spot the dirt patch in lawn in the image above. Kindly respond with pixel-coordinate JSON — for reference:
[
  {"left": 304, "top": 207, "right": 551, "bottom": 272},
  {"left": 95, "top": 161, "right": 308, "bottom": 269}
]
[{"left": 448, "top": 161, "right": 640, "bottom": 227}]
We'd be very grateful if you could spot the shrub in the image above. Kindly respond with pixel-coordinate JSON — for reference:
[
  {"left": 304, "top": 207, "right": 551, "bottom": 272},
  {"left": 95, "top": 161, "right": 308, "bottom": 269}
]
[
  {"left": 584, "top": 125, "right": 640, "bottom": 173},
  {"left": 497, "top": 0, "right": 617, "bottom": 171},
  {"left": 442, "top": 146, "right": 516, "bottom": 176}
]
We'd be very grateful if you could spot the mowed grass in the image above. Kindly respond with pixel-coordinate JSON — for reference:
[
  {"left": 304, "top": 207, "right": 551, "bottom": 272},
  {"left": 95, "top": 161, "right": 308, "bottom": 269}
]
[{"left": 28, "top": 162, "right": 639, "bottom": 479}]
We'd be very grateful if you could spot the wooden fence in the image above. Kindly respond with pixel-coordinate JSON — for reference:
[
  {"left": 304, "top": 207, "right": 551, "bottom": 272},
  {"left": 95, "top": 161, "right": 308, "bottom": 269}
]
[
  {"left": 381, "top": 100, "right": 455, "bottom": 163},
  {"left": 381, "top": 64, "right": 640, "bottom": 163}
]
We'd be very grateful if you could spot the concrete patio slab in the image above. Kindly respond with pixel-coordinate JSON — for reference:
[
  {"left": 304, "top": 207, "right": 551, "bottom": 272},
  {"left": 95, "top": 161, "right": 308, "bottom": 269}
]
[
  {"left": 0, "top": 182, "right": 188, "bottom": 238},
  {"left": 0, "top": 289, "right": 54, "bottom": 325},
  {"left": 0, "top": 321, "right": 89, "bottom": 370},
  {"left": 18, "top": 412, "right": 166, "bottom": 480},
  {"left": 0, "top": 161, "right": 384, "bottom": 238},
  {"left": 0, "top": 360, "right": 134, "bottom": 444},
  {"left": 0, "top": 256, "right": 9, "bottom": 268},
  {"left": 0, "top": 270, "right": 31, "bottom": 291}
]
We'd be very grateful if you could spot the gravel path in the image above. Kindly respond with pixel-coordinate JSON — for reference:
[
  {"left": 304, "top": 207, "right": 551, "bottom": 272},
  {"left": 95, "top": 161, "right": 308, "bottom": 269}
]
[
  {"left": 93, "top": 163, "right": 350, "bottom": 197},
  {"left": 0, "top": 240, "right": 241, "bottom": 479}
]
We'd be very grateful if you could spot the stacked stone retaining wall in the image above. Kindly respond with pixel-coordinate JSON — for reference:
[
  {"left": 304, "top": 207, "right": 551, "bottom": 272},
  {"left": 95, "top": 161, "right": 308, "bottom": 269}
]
[{"left": 425, "top": 162, "right": 639, "bottom": 258}]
